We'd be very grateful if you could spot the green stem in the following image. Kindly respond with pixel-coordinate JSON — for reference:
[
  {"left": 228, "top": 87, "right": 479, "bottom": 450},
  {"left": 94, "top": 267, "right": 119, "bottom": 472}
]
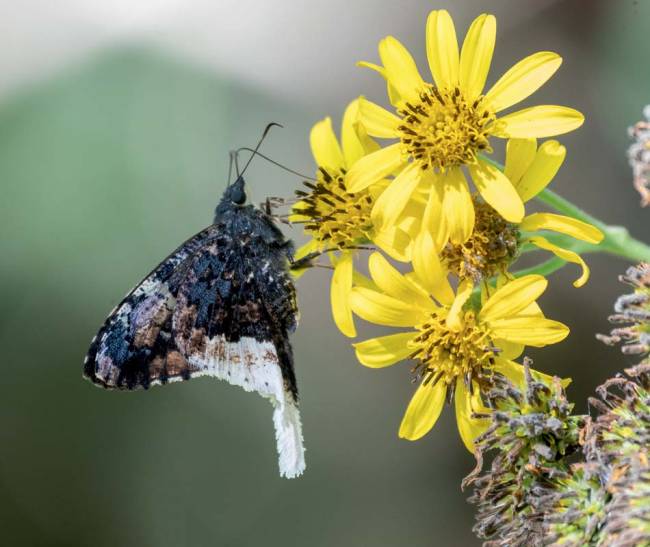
[
  {"left": 536, "top": 188, "right": 650, "bottom": 263},
  {"left": 512, "top": 256, "right": 567, "bottom": 278}
]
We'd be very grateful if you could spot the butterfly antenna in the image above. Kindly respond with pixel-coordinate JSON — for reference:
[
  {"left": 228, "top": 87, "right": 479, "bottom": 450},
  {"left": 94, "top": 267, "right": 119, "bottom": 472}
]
[
  {"left": 227, "top": 150, "right": 237, "bottom": 184},
  {"left": 235, "top": 147, "right": 317, "bottom": 181},
  {"left": 239, "top": 122, "right": 283, "bottom": 178}
]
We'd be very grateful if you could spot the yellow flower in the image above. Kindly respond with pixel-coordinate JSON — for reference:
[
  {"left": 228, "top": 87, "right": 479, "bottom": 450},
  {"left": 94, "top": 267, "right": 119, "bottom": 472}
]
[
  {"left": 349, "top": 251, "right": 569, "bottom": 451},
  {"left": 291, "top": 99, "right": 417, "bottom": 337},
  {"left": 438, "top": 139, "right": 604, "bottom": 287},
  {"left": 346, "top": 10, "right": 584, "bottom": 246}
]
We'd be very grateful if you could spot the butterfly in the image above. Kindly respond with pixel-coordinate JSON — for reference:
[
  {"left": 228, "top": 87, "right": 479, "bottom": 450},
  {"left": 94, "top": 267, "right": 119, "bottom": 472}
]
[{"left": 83, "top": 125, "right": 306, "bottom": 478}]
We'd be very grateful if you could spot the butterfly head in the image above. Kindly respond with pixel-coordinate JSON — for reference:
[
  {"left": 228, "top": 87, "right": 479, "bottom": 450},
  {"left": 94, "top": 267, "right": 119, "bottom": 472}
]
[{"left": 222, "top": 176, "right": 248, "bottom": 206}]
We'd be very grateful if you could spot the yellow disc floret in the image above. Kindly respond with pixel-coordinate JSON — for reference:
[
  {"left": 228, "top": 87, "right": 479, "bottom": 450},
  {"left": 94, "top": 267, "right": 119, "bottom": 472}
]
[
  {"left": 398, "top": 86, "right": 495, "bottom": 172},
  {"left": 410, "top": 309, "right": 496, "bottom": 388},
  {"left": 295, "top": 167, "right": 375, "bottom": 249},
  {"left": 441, "top": 198, "right": 519, "bottom": 281}
]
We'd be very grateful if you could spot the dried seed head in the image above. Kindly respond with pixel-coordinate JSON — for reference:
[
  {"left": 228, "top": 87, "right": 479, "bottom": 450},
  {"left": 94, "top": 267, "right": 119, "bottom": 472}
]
[
  {"left": 627, "top": 106, "right": 650, "bottom": 206},
  {"left": 440, "top": 198, "right": 519, "bottom": 282},
  {"left": 597, "top": 263, "right": 650, "bottom": 361},
  {"left": 464, "top": 361, "right": 585, "bottom": 546}
]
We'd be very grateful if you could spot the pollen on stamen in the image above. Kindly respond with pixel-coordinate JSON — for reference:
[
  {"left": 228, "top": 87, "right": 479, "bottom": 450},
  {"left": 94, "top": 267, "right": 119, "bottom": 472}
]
[
  {"left": 409, "top": 310, "right": 498, "bottom": 389},
  {"left": 293, "top": 168, "right": 375, "bottom": 249},
  {"left": 398, "top": 85, "right": 496, "bottom": 172}
]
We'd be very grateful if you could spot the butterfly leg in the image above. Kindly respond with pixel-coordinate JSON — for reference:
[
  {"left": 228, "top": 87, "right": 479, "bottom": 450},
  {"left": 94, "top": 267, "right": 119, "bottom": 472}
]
[{"left": 289, "top": 251, "right": 322, "bottom": 271}]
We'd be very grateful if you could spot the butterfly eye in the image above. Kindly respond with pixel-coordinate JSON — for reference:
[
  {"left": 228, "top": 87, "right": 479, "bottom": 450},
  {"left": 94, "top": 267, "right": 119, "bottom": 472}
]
[{"left": 230, "top": 186, "right": 246, "bottom": 205}]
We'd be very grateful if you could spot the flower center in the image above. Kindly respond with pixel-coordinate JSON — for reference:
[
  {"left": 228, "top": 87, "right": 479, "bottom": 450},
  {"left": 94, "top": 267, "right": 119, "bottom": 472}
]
[
  {"left": 441, "top": 198, "right": 519, "bottom": 281},
  {"left": 397, "top": 85, "right": 495, "bottom": 171},
  {"left": 294, "top": 167, "right": 375, "bottom": 249},
  {"left": 410, "top": 310, "right": 497, "bottom": 387}
]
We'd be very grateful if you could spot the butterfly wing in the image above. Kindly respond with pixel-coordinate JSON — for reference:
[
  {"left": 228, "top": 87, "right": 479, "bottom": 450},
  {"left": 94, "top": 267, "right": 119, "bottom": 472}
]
[
  {"left": 84, "top": 226, "right": 219, "bottom": 389},
  {"left": 84, "top": 204, "right": 305, "bottom": 478},
  {"left": 172, "top": 228, "right": 304, "bottom": 478}
]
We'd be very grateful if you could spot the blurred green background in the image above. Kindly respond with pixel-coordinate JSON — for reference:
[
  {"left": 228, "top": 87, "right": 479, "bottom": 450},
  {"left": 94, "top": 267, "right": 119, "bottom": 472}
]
[{"left": 1, "top": 1, "right": 649, "bottom": 545}]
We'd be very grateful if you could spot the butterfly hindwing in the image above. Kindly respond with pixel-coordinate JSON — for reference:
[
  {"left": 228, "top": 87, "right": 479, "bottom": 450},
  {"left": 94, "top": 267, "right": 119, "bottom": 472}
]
[
  {"left": 171, "top": 208, "right": 304, "bottom": 477},
  {"left": 173, "top": 233, "right": 298, "bottom": 390}
]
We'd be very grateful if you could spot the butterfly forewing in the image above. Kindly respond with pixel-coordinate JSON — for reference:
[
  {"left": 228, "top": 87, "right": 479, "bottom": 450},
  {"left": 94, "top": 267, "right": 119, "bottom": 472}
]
[{"left": 84, "top": 226, "right": 219, "bottom": 389}]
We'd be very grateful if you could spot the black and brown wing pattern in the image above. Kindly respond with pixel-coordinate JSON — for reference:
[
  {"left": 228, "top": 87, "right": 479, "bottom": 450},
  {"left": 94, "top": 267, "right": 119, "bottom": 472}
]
[
  {"left": 83, "top": 190, "right": 305, "bottom": 478},
  {"left": 83, "top": 226, "right": 219, "bottom": 389},
  {"left": 171, "top": 208, "right": 304, "bottom": 477}
]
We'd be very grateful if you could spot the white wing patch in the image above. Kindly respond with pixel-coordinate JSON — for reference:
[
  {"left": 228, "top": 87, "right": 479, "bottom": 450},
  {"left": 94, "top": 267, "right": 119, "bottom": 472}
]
[{"left": 186, "top": 335, "right": 305, "bottom": 479}]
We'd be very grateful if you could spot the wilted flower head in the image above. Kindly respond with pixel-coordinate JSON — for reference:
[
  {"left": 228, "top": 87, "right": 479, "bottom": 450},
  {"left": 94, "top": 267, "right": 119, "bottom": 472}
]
[
  {"left": 542, "top": 464, "right": 608, "bottom": 547},
  {"left": 628, "top": 105, "right": 650, "bottom": 206},
  {"left": 585, "top": 364, "right": 650, "bottom": 546},
  {"left": 464, "top": 362, "right": 584, "bottom": 545},
  {"left": 597, "top": 263, "right": 650, "bottom": 360}
]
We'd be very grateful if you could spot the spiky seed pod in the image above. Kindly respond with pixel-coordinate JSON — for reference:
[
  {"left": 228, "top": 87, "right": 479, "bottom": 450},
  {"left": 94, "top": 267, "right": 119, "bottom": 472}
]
[
  {"left": 600, "top": 453, "right": 650, "bottom": 547},
  {"left": 628, "top": 106, "right": 650, "bottom": 206},
  {"left": 464, "top": 362, "right": 586, "bottom": 546},
  {"left": 467, "top": 270, "right": 650, "bottom": 546},
  {"left": 597, "top": 263, "right": 650, "bottom": 361},
  {"left": 585, "top": 364, "right": 650, "bottom": 546},
  {"left": 542, "top": 464, "right": 607, "bottom": 546}
]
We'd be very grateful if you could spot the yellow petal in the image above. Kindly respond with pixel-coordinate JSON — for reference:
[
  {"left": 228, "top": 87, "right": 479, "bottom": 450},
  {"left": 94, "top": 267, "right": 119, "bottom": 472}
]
[
  {"left": 488, "top": 315, "right": 569, "bottom": 346},
  {"left": 520, "top": 300, "right": 544, "bottom": 317},
  {"left": 442, "top": 167, "right": 475, "bottom": 244},
  {"left": 492, "top": 106, "right": 585, "bottom": 138},
  {"left": 479, "top": 274, "right": 548, "bottom": 322},
  {"left": 357, "top": 61, "right": 404, "bottom": 107},
  {"left": 353, "top": 270, "right": 379, "bottom": 292},
  {"left": 412, "top": 230, "right": 455, "bottom": 306},
  {"left": 368, "top": 251, "right": 434, "bottom": 309},
  {"left": 350, "top": 287, "right": 427, "bottom": 327},
  {"left": 346, "top": 143, "right": 406, "bottom": 193},
  {"left": 455, "top": 379, "right": 489, "bottom": 453},
  {"left": 373, "top": 225, "right": 413, "bottom": 262},
  {"left": 426, "top": 10, "right": 459, "bottom": 89},
  {"left": 397, "top": 210, "right": 423, "bottom": 241},
  {"left": 353, "top": 332, "right": 417, "bottom": 368},
  {"left": 484, "top": 52, "right": 562, "bottom": 112},
  {"left": 420, "top": 173, "right": 448, "bottom": 251},
  {"left": 504, "top": 138, "right": 537, "bottom": 187},
  {"left": 470, "top": 159, "right": 525, "bottom": 223},
  {"left": 528, "top": 236, "right": 591, "bottom": 288},
  {"left": 446, "top": 279, "right": 473, "bottom": 332},
  {"left": 399, "top": 380, "right": 447, "bottom": 441},
  {"left": 514, "top": 140, "right": 566, "bottom": 201},
  {"left": 294, "top": 239, "right": 318, "bottom": 260},
  {"left": 459, "top": 14, "right": 496, "bottom": 101},
  {"left": 520, "top": 213, "right": 603, "bottom": 244},
  {"left": 310, "top": 117, "right": 344, "bottom": 170},
  {"left": 341, "top": 98, "right": 380, "bottom": 167},
  {"left": 493, "top": 339, "right": 524, "bottom": 360},
  {"left": 371, "top": 163, "right": 422, "bottom": 230},
  {"left": 379, "top": 36, "right": 425, "bottom": 104},
  {"left": 330, "top": 253, "right": 356, "bottom": 337},
  {"left": 358, "top": 96, "right": 401, "bottom": 138}
]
